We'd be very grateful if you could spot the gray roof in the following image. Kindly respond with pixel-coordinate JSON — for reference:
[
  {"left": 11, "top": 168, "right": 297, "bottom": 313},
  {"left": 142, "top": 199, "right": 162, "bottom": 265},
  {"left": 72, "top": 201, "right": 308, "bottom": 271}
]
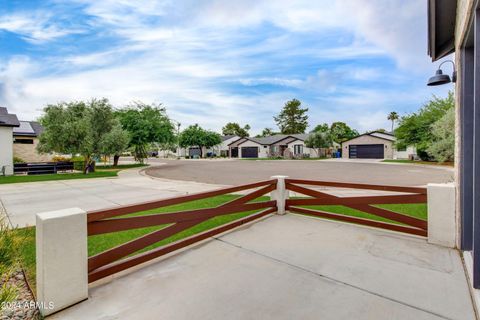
[
  {"left": 0, "top": 107, "right": 20, "bottom": 127},
  {"left": 221, "top": 135, "right": 237, "bottom": 142},
  {"left": 245, "top": 134, "right": 310, "bottom": 145},
  {"left": 13, "top": 121, "right": 43, "bottom": 137}
]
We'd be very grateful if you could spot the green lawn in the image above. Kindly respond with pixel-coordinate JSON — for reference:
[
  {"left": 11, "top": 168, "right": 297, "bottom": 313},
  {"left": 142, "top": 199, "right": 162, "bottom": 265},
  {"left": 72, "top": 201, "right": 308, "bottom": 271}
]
[
  {"left": 297, "top": 203, "right": 427, "bottom": 225},
  {"left": 0, "top": 164, "right": 147, "bottom": 184},
  {"left": 382, "top": 159, "right": 454, "bottom": 166},
  {"left": 11, "top": 194, "right": 427, "bottom": 294}
]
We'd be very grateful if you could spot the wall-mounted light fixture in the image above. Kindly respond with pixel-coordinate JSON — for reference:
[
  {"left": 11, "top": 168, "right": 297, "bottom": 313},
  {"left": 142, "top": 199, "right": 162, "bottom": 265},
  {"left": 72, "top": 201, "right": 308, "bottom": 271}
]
[{"left": 427, "top": 60, "right": 456, "bottom": 86}]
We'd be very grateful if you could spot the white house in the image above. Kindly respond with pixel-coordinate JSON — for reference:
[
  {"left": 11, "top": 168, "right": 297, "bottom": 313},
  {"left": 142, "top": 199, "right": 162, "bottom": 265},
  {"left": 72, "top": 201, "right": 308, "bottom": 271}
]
[
  {"left": 0, "top": 107, "right": 20, "bottom": 175},
  {"left": 228, "top": 134, "right": 326, "bottom": 159},
  {"left": 212, "top": 135, "right": 240, "bottom": 157}
]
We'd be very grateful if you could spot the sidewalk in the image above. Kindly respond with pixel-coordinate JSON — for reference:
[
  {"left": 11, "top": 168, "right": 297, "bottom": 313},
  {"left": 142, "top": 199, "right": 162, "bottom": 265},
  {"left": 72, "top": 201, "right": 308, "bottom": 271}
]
[{"left": 0, "top": 166, "right": 227, "bottom": 227}]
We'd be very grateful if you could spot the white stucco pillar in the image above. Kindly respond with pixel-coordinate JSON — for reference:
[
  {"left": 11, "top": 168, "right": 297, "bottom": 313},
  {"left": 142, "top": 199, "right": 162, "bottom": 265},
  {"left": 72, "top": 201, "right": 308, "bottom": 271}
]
[
  {"left": 427, "top": 183, "right": 456, "bottom": 248},
  {"left": 0, "top": 127, "right": 14, "bottom": 175},
  {"left": 36, "top": 208, "right": 88, "bottom": 316},
  {"left": 270, "top": 175, "right": 289, "bottom": 215}
]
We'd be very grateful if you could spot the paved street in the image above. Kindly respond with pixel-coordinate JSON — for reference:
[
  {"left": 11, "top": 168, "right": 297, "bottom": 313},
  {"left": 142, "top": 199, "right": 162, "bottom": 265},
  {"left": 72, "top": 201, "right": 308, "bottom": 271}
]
[
  {"left": 52, "top": 214, "right": 475, "bottom": 320},
  {"left": 145, "top": 158, "right": 454, "bottom": 186}
]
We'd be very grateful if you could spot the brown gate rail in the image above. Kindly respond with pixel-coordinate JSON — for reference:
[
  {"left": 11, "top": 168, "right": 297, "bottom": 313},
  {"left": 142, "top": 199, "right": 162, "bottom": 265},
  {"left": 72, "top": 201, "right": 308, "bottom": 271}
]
[
  {"left": 87, "top": 179, "right": 277, "bottom": 283},
  {"left": 285, "top": 179, "right": 428, "bottom": 237}
]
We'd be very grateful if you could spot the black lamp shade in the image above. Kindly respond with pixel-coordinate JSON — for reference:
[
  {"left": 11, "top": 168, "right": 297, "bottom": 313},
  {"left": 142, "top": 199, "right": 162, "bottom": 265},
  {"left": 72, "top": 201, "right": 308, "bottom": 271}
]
[{"left": 427, "top": 69, "right": 451, "bottom": 86}]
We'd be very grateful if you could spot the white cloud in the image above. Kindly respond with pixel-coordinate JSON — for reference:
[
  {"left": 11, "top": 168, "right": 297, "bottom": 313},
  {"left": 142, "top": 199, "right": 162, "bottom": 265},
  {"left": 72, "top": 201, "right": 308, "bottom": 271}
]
[{"left": 0, "top": 12, "right": 82, "bottom": 43}]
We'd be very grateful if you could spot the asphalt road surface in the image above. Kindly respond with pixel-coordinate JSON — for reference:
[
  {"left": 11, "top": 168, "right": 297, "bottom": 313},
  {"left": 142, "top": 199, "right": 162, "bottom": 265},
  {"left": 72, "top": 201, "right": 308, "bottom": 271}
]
[{"left": 145, "top": 159, "right": 454, "bottom": 186}]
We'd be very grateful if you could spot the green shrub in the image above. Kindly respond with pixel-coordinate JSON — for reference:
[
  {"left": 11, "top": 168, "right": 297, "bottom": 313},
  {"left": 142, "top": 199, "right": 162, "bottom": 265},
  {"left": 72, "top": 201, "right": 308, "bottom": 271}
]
[
  {"left": 0, "top": 218, "right": 20, "bottom": 304},
  {"left": 0, "top": 219, "right": 16, "bottom": 274},
  {"left": 0, "top": 281, "right": 18, "bottom": 305},
  {"left": 12, "top": 157, "right": 24, "bottom": 164},
  {"left": 52, "top": 155, "right": 71, "bottom": 162}
]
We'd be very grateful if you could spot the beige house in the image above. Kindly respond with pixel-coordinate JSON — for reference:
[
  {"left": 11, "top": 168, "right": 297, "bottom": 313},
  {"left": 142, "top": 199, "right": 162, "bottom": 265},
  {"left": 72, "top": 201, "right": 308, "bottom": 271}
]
[
  {"left": 341, "top": 131, "right": 416, "bottom": 160},
  {"left": 13, "top": 121, "right": 51, "bottom": 162}
]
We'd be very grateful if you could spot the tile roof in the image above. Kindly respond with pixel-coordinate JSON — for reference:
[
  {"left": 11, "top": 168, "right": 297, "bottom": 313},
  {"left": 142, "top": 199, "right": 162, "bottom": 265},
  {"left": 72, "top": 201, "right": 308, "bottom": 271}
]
[
  {"left": 232, "top": 133, "right": 309, "bottom": 145},
  {"left": 243, "top": 133, "right": 310, "bottom": 145}
]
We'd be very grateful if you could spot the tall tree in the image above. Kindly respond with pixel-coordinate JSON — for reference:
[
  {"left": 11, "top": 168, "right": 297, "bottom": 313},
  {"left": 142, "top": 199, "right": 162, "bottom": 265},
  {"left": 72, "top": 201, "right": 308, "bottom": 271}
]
[
  {"left": 38, "top": 98, "right": 127, "bottom": 173},
  {"left": 427, "top": 107, "right": 455, "bottom": 162},
  {"left": 274, "top": 99, "right": 309, "bottom": 134},
  {"left": 395, "top": 92, "right": 454, "bottom": 160},
  {"left": 311, "top": 123, "right": 330, "bottom": 133},
  {"left": 100, "top": 123, "right": 130, "bottom": 166},
  {"left": 222, "top": 122, "right": 251, "bottom": 137},
  {"left": 178, "top": 124, "right": 221, "bottom": 158},
  {"left": 116, "top": 102, "right": 175, "bottom": 163},
  {"left": 387, "top": 111, "right": 399, "bottom": 132},
  {"left": 256, "top": 128, "right": 277, "bottom": 137},
  {"left": 330, "top": 122, "right": 359, "bottom": 143}
]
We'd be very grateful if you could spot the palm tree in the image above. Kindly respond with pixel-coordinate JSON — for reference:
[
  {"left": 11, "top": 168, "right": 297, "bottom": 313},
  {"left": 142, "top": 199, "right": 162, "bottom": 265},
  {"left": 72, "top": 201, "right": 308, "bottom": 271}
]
[{"left": 387, "top": 111, "right": 399, "bottom": 132}]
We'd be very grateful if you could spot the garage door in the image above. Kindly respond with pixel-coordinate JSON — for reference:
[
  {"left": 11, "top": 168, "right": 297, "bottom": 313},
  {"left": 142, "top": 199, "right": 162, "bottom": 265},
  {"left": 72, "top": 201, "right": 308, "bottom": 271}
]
[
  {"left": 241, "top": 147, "right": 258, "bottom": 158},
  {"left": 189, "top": 147, "right": 201, "bottom": 157},
  {"left": 349, "top": 144, "right": 384, "bottom": 159}
]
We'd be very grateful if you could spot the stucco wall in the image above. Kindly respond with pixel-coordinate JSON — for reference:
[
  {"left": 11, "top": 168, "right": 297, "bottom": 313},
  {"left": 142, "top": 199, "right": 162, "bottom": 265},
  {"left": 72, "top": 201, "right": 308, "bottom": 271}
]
[
  {"left": 237, "top": 140, "right": 268, "bottom": 158},
  {"left": 13, "top": 137, "right": 52, "bottom": 162},
  {"left": 285, "top": 140, "right": 319, "bottom": 158},
  {"left": 393, "top": 145, "right": 417, "bottom": 160},
  {"left": 0, "top": 127, "right": 14, "bottom": 175},
  {"left": 341, "top": 135, "right": 393, "bottom": 159}
]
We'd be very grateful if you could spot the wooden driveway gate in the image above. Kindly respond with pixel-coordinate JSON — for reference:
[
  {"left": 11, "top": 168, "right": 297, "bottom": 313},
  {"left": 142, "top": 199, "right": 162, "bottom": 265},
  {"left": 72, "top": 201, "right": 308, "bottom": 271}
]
[{"left": 85, "top": 177, "right": 427, "bottom": 282}]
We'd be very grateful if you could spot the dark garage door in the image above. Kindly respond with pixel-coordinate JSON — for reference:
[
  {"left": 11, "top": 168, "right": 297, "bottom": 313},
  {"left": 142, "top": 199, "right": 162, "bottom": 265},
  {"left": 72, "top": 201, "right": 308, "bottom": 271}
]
[
  {"left": 241, "top": 147, "right": 258, "bottom": 158},
  {"left": 349, "top": 144, "right": 384, "bottom": 159}
]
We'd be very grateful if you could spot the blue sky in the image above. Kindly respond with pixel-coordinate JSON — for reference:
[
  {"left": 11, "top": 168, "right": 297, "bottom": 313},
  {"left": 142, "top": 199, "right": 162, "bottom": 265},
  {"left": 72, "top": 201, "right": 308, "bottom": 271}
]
[{"left": 0, "top": 0, "right": 452, "bottom": 134}]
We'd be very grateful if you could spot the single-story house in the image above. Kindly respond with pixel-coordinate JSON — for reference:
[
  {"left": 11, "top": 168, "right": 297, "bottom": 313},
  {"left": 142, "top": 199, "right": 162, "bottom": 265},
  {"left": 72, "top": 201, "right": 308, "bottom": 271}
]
[
  {"left": 176, "top": 135, "right": 240, "bottom": 158},
  {"left": 13, "top": 121, "right": 51, "bottom": 162},
  {"left": 341, "top": 131, "right": 416, "bottom": 160},
  {"left": 0, "top": 107, "right": 20, "bottom": 175},
  {"left": 228, "top": 134, "right": 325, "bottom": 159},
  {"left": 211, "top": 135, "right": 240, "bottom": 157}
]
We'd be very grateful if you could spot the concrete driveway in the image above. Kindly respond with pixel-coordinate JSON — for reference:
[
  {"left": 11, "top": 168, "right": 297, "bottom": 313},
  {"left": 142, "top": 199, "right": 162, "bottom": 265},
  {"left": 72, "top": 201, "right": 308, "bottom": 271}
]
[
  {"left": 51, "top": 214, "right": 475, "bottom": 320},
  {"left": 0, "top": 166, "right": 226, "bottom": 227},
  {"left": 145, "top": 159, "right": 454, "bottom": 186}
]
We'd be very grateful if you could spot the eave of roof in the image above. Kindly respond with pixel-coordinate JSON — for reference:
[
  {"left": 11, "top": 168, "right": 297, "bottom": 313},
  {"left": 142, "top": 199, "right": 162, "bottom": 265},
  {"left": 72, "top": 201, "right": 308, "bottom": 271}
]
[
  {"left": 428, "top": 0, "right": 457, "bottom": 61},
  {"left": 340, "top": 132, "right": 394, "bottom": 144}
]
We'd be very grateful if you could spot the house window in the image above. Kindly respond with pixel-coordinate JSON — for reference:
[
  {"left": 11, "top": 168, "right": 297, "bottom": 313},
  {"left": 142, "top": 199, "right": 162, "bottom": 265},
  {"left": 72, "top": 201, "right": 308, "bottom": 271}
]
[
  {"left": 14, "top": 139, "right": 34, "bottom": 144},
  {"left": 396, "top": 146, "right": 407, "bottom": 152},
  {"left": 293, "top": 144, "right": 303, "bottom": 155}
]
